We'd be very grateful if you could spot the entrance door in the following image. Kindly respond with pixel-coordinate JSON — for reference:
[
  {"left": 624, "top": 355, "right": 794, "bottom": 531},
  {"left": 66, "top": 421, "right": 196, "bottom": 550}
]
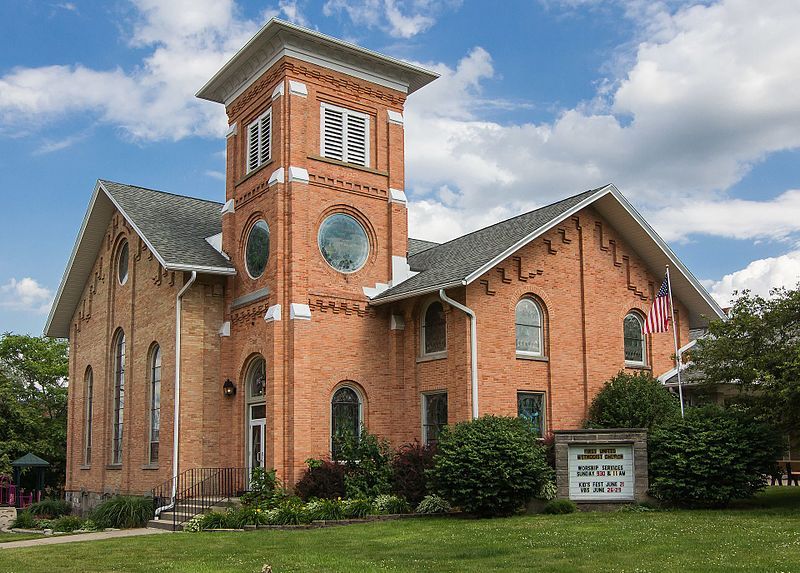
[{"left": 247, "top": 403, "right": 266, "bottom": 482}]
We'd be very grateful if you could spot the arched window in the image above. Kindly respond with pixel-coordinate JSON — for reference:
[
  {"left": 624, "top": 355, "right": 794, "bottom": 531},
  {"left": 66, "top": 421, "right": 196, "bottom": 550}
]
[
  {"left": 247, "top": 357, "right": 266, "bottom": 401},
  {"left": 84, "top": 367, "right": 93, "bottom": 465},
  {"left": 245, "top": 357, "right": 267, "bottom": 475},
  {"left": 111, "top": 330, "right": 125, "bottom": 465},
  {"left": 421, "top": 301, "right": 446, "bottom": 356},
  {"left": 148, "top": 345, "right": 161, "bottom": 464},
  {"left": 624, "top": 312, "right": 646, "bottom": 365},
  {"left": 331, "top": 386, "right": 362, "bottom": 458},
  {"left": 515, "top": 298, "right": 543, "bottom": 356}
]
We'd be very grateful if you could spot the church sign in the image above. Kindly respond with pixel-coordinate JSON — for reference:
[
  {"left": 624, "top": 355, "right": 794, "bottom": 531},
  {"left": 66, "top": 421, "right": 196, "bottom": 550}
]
[{"left": 554, "top": 429, "right": 649, "bottom": 506}]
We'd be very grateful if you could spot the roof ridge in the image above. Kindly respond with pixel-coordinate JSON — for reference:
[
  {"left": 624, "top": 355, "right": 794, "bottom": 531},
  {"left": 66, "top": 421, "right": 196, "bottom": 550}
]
[
  {"left": 99, "top": 179, "right": 224, "bottom": 207},
  {"left": 412, "top": 186, "right": 605, "bottom": 256}
]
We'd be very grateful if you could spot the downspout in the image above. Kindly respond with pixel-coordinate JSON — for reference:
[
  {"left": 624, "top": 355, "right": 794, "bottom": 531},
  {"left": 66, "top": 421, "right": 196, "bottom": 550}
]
[
  {"left": 439, "top": 289, "right": 479, "bottom": 419},
  {"left": 155, "top": 270, "right": 196, "bottom": 518}
]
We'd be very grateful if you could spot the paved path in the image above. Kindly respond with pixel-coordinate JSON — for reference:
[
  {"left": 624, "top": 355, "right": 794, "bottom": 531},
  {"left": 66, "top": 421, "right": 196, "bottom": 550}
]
[{"left": 0, "top": 527, "right": 168, "bottom": 549}]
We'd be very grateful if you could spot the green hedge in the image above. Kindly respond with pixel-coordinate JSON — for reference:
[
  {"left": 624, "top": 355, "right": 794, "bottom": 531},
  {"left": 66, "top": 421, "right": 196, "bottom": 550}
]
[{"left": 587, "top": 371, "right": 680, "bottom": 430}]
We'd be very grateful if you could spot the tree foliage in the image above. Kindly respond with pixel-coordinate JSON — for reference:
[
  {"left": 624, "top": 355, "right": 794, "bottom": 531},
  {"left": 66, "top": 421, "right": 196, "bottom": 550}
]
[
  {"left": 586, "top": 371, "right": 681, "bottom": 430},
  {"left": 691, "top": 287, "right": 800, "bottom": 431},
  {"left": 0, "top": 333, "right": 69, "bottom": 488}
]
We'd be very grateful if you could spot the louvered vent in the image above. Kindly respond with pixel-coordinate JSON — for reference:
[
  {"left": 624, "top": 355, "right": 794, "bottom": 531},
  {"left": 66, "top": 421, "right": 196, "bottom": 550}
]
[
  {"left": 321, "top": 103, "right": 370, "bottom": 167},
  {"left": 246, "top": 109, "right": 271, "bottom": 173}
]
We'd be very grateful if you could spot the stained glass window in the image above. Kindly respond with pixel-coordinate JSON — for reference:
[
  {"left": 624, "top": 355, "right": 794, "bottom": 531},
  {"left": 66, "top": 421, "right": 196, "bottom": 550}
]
[
  {"left": 112, "top": 330, "right": 125, "bottom": 465},
  {"left": 515, "top": 299, "right": 543, "bottom": 355},
  {"left": 517, "top": 392, "right": 545, "bottom": 437},
  {"left": 84, "top": 367, "right": 93, "bottom": 465},
  {"left": 245, "top": 220, "right": 270, "bottom": 279},
  {"left": 331, "top": 386, "right": 361, "bottom": 458},
  {"left": 318, "top": 214, "right": 369, "bottom": 273},
  {"left": 423, "top": 392, "right": 447, "bottom": 446},
  {"left": 422, "top": 301, "right": 446, "bottom": 355},
  {"left": 117, "top": 241, "right": 129, "bottom": 285},
  {"left": 247, "top": 357, "right": 266, "bottom": 400},
  {"left": 624, "top": 313, "right": 646, "bottom": 364},
  {"left": 149, "top": 345, "right": 161, "bottom": 464}
]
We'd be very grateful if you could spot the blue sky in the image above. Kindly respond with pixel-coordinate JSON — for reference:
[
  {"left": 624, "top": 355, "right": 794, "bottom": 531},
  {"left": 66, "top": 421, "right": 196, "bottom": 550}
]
[{"left": 2, "top": 0, "right": 800, "bottom": 335}]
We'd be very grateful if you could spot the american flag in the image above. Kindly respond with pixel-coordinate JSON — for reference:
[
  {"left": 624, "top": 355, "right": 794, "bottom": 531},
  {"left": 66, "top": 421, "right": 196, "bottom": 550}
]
[{"left": 644, "top": 274, "right": 670, "bottom": 334}]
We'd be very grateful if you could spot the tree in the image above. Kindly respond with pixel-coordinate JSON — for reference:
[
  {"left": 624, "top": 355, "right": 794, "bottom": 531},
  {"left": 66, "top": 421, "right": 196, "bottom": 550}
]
[
  {"left": 586, "top": 371, "right": 681, "bottom": 430},
  {"left": 691, "top": 287, "right": 800, "bottom": 432},
  {"left": 0, "top": 333, "right": 69, "bottom": 489}
]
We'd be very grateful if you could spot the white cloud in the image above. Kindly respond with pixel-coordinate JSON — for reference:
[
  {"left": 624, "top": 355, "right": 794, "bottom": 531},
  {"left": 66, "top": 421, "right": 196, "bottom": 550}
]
[
  {"left": 34, "top": 131, "right": 90, "bottom": 155},
  {"left": 0, "top": 278, "right": 53, "bottom": 314},
  {"left": 702, "top": 250, "right": 800, "bottom": 306},
  {"left": 403, "top": 0, "right": 800, "bottom": 244},
  {"left": 323, "top": 0, "right": 459, "bottom": 38},
  {"left": 204, "top": 169, "right": 226, "bottom": 181}
]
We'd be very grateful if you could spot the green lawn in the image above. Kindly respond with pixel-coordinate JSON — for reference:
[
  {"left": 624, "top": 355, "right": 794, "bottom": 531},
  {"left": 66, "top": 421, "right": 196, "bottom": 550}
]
[
  {"left": 0, "top": 531, "right": 45, "bottom": 543},
  {"left": 1, "top": 488, "right": 799, "bottom": 572}
]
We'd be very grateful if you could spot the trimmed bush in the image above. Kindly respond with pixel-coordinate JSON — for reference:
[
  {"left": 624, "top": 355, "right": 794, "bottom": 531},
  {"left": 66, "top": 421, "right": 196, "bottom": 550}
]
[
  {"left": 542, "top": 499, "right": 577, "bottom": 514},
  {"left": 11, "top": 511, "right": 37, "bottom": 529},
  {"left": 373, "top": 494, "right": 411, "bottom": 515},
  {"left": 648, "top": 406, "right": 784, "bottom": 507},
  {"left": 586, "top": 371, "right": 680, "bottom": 430},
  {"left": 429, "top": 415, "right": 554, "bottom": 517},
  {"left": 342, "top": 498, "right": 373, "bottom": 519},
  {"left": 415, "top": 494, "right": 451, "bottom": 515},
  {"left": 391, "top": 442, "right": 436, "bottom": 505},
  {"left": 91, "top": 496, "right": 154, "bottom": 529},
  {"left": 52, "top": 515, "right": 86, "bottom": 532},
  {"left": 294, "top": 460, "right": 346, "bottom": 501},
  {"left": 304, "top": 498, "right": 345, "bottom": 521},
  {"left": 27, "top": 499, "right": 71, "bottom": 519}
]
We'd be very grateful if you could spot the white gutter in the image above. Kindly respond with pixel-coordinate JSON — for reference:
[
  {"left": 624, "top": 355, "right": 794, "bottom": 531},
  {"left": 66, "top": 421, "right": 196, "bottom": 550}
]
[
  {"left": 439, "top": 289, "right": 479, "bottom": 419},
  {"left": 155, "top": 270, "right": 197, "bottom": 519}
]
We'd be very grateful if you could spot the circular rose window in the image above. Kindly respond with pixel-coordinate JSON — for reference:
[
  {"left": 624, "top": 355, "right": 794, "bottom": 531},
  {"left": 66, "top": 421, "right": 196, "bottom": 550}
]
[
  {"left": 117, "top": 241, "right": 129, "bottom": 285},
  {"left": 318, "top": 213, "right": 370, "bottom": 273},
  {"left": 245, "top": 220, "right": 270, "bottom": 279}
]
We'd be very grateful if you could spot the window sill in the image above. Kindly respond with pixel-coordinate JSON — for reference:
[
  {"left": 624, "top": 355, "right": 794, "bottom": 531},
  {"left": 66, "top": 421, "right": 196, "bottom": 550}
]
[
  {"left": 141, "top": 464, "right": 160, "bottom": 471},
  {"left": 516, "top": 353, "right": 548, "bottom": 362},
  {"left": 308, "top": 154, "right": 388, "bottom": 177},
  {"left": 236, "top": 158, "right": 274, "bottom": 187},
  {"left": 417, "top": 352, "right": 448, "bottom": 363},
  {"left": 79, "top": 465, "right": 91, "bottom": 471},
  {"left": 105, "top": 464, "right": 122, "bottom": 471},
  {"left": 624, "top": 362, "right": 651, "bottom": 370}
]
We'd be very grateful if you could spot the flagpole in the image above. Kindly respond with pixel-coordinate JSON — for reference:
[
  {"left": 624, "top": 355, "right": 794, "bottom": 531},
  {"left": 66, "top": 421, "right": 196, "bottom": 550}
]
[{"left": 666, "top": 265, "right": 685, "bottom": 418}]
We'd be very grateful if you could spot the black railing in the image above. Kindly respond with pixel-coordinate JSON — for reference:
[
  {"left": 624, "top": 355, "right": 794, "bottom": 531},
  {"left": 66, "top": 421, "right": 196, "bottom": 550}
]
[{"left": 152, "top": 467, "right": 248, "bottom": 530}]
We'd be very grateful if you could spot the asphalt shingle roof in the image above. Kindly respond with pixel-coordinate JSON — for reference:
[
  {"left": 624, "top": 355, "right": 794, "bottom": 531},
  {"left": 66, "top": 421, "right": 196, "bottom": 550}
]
[
  {"left": 374, "top": 188, "right": 603, "bottom": 301},
  {"left": 101, "top": 180, "right": 234, "bottom": 271},
  {"left": 407, "top": 237, "right": 440, "bottom": 258}
]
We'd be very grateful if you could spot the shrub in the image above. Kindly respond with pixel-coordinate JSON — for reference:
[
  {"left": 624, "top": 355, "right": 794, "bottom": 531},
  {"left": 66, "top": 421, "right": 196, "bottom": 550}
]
[
  {"left": 52, "top": 515, "right": 85, "bottom": 532},
  {"left": 648, "top": 405, "right": 784, "bottom": 507},
  {"left": 91, "top": 496, "right": 154, "bottom": 529},
  {"left": 391, "top": 442, "right": 436, "bottom": 505},
  {"left": 266, "top": 499, "right": 310, "bottom": 525},
  {"left": 373, "top": 494, "right": 411, "bottom": 515},
  {"left": 27, "top": 499, "right": 72, "bottom": 519},
  {"left": 294, "top": 460, "right": 346, "bottom": 501},
  {"left": 415, "top": 494, "right": 451, "bottom": 515},
  {"left": 542, "top": 499, "right": 577, "bottom": 514},
  {"left": 537, "top": 480, "right": 558, "bottom": 501},
  {"left": 341, "top": 498, "right": 373, "bottom": 519},
  {"left": 338, "top": 431, "right": 393, "bottom": 499},
  {"left": 304, "top": 498, "right": 344, "bottom": 521},
  {"left": 429, "top": 415, "right": 554, "bottom": 517},
  {"left": 586, "top": 371, "right": 680, "bottom": 430},
  {"left": 183, "top": 515, "right": 204, "bottom": 533},
  {"left": 241, "top": 467, "right": 282, "bottom": 508},
  {"left": 11, "top": 511, "right": 37, "bottom": 529},
  {"left": 200, "top": 511, "right": 235, "bottom": 530}
]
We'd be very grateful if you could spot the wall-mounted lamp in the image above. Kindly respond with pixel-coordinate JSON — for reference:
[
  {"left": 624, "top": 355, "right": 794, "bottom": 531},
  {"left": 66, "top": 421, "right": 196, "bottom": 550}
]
[{"left": 223, "top": 378, "right": 236, "bottom": 397}]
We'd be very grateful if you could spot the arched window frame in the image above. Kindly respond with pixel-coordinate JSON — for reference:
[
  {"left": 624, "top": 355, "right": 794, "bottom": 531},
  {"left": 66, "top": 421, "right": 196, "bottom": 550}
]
[
  {"left": 330, "top": 384, "right": 363, "bottom": 458},
  {"left": 148, "top": 344, "right": 161, "bottom": 465},
  {"left": 420, "top": 299, "right": 447, "bottom": 358},
  {"left": 245, "top": 356, "right": 267, "bottom": 404},
  {"left": 111, "top": 329, "right": 125, "bottom": 465},
  {"left": 623, "top": 311, "right": 647, "bottom": 366},
  {"left": 515, "top": 297, "right": 545, "bottom": 358},
  {"left": 83, "top": 366, "right": 93, "bottom": 466}
]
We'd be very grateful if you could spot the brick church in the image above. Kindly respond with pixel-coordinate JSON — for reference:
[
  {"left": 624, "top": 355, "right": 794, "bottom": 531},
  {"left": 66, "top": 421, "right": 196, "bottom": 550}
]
[{"left": 45, "top": 20, "right": 724, "bottom": 509}]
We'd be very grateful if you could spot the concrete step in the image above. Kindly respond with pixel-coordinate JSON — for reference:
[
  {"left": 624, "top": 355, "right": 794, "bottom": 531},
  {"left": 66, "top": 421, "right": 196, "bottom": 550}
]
[{"left": 148, "top": 519, "right": 183, "bottom": 532}]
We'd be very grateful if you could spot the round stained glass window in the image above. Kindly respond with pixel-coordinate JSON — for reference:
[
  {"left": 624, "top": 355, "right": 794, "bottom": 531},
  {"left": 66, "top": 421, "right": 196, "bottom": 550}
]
[
  {"left": 117, "top": 241, "right": 129, "bottom": 285},
  {"left": 245, "top": 220, "right": 270, "bottom": 279},
  {"left": 318, "top": 213, "right": 370, "bottom": 273}
]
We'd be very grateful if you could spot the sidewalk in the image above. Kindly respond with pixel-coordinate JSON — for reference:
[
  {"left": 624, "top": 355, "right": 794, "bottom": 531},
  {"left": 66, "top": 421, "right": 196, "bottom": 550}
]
[{"left": 0, "top": 527, "right": 168, "bottom": 549}]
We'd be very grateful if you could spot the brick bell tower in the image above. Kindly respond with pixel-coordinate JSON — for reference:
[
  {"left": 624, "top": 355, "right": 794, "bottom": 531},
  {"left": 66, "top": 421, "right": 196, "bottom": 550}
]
[{"left": 196, "top": 19, "right": 437, "bottom": 484}]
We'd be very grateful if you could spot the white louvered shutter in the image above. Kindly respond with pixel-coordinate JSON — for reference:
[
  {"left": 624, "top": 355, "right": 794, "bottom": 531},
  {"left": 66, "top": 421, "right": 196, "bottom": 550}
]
[
  {"left": 247, "top": 119, "right": 260, "bottom": 172},
  {"left": 259, "top": 110, "right": 271, "bottom": 165},
  {"left": 345, "top": 113, "right": 368, "bottom": 166},
  {"left": 322, "top": 104, "right": 344, "bottom": 162}
]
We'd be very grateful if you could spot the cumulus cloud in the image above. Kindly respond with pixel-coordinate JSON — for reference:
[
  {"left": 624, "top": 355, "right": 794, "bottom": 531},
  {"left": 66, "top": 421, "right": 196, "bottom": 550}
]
[
  {"left": 0, "top": 278, "right": 53, "bottom": 314},
  {"left": 323, "top": 0, "right": 459, "bottom": 38},
  {"left": 702, "top": 250, "right": 800, "bottom": 306}
]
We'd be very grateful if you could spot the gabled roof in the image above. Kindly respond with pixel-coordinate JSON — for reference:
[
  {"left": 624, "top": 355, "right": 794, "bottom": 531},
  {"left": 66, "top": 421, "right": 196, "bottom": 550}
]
[
  {"left": 407, "top": 237, "right": 440, "bottom": 258},
  {"left": 12, "top": 453, "right": 49, "bottom": 467},
  {"left": 373, "top": 184, "right": 726, "bottom": 329},
  {"left": 44, "top": 180, "right": 236, "bottom": 339}
]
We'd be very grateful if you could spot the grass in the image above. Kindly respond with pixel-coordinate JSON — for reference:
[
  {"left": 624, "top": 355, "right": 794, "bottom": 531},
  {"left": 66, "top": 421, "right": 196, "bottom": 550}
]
[
  {"left": 0, "top": 531, "right": 45, "bottom": 543},
  {"left": 0, "top": 487, "right": 798, "bottom": 572}
]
